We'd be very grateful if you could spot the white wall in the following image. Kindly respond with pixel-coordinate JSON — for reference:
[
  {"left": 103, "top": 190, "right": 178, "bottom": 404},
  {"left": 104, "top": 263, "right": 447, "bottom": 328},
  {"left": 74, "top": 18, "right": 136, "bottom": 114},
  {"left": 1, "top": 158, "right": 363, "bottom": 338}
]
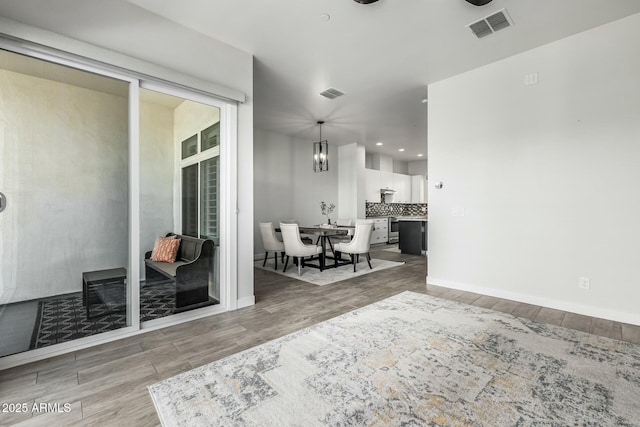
[
  {"left": 139, "top": 100, "right": 175, "bottom": 277},
  {"left": 0, "top": 76, "right": 180, "bottom": 303},
  {"left": 294, "top": 138, "right": 341, "bottom": 227},
  {"left": 253, "top": 128, "right": 339, "bottom": 255},
  {"left": 408, "top": 160, "right": 427, "bottom": 176},
  {"left": 253, "top": 129, "right": 294, "bottom": 255},
  {"left": 0, "top": 69, "right": 129, "bottom": 304},
  {"left": 237, "top": 99, "right": 254, "bottom": 306},
  {"left": 392, "top": 160, "right": 408, "bottom": 175},
  {"left": 428, "top": 13, "right": 640, "bottom": 325},
  {"left": 338, "top": 143, "right": 365, "bottom": 222},
  {"left": 174, "top": 101, "right": 220, "bottom": 146},
  {"left": 365, "top": 152, "right": 376, "bottom": 170}
]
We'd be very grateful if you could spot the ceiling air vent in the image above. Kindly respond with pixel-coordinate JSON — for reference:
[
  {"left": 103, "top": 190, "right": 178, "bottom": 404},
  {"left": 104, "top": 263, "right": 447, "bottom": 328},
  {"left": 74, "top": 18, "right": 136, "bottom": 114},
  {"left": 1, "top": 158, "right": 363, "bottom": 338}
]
[
  {"left": 467, "top": 8, "right": 512, "bottom": 39},
  {"left": 320, "top": 88, "right": 345, "bottom": 99}
]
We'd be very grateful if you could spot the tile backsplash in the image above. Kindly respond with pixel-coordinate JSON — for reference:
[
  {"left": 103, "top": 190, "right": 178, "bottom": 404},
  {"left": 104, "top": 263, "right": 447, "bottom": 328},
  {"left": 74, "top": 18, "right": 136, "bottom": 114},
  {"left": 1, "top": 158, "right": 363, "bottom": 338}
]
[{"left": 366, "top": 202, "right": 427, "bottom": 217}]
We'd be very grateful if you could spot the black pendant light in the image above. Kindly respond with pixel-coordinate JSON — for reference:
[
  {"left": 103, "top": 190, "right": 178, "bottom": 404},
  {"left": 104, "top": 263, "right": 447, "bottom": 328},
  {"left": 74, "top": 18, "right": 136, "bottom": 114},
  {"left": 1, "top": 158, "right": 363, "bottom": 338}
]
[
  {"left": 354, "top": 0, "right": 379, "bottom": 4},
  {"left": 313, "top": 121, "right": 329, "bottom": 173}
]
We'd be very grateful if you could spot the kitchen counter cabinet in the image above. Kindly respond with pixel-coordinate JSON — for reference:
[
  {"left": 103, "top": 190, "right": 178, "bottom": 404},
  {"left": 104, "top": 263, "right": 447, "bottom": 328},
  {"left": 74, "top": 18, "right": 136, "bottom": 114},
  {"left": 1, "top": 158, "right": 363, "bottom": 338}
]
[
  {"left": 370, "top": 217, "right": 388, "bottom": 244},
  {"left": 399, "top": 220, "right": 427, "bottom": 255},
  {"left": 398, "top": 216, "right": 428, "bottom": 221}
]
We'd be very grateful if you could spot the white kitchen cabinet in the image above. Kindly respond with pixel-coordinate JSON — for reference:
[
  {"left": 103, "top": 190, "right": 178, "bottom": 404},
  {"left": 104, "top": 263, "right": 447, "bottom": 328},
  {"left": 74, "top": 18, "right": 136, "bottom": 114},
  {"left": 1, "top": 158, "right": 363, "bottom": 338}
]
[
  {"left": 411, "top": 175, "right": 422, "bottom": 203},
  {"left": 392, "top": 174, "right": 412, "bottom": 203},
  {"left": 364, "top": 170, "right": 413, "bottom": 204},
  {"left": 401, "top": 174, "right": 411, "bottom": 203},
  {"left": 380, "top": 171, "right": 394, "bottom": 192},
  {"left": 411, "top": 175, "right": 428, "bottom": 203},
  {"left": 364, "top": 168, "right": 381, "bottom": 203}
]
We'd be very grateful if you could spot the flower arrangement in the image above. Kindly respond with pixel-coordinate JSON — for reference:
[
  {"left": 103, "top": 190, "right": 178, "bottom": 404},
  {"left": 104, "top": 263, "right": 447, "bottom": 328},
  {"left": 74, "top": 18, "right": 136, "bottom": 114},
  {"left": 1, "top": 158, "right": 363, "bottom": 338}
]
[{"left": 320, "top": 201, "right": 336, "bottom": 225}]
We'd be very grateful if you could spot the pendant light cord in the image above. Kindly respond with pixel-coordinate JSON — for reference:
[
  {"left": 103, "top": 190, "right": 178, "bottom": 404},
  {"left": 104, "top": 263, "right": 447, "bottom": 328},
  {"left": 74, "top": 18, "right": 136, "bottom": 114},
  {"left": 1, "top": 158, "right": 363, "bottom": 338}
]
[{"left": 317, "top": 120, "right": 324, "bottom": 141}]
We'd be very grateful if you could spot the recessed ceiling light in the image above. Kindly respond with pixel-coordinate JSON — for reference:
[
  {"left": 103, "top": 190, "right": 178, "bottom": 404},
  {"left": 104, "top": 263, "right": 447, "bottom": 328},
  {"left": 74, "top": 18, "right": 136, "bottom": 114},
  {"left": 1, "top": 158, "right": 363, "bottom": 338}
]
[
  {"left": 398, "top": 148, "right": 405, "bottom": 152},
  {"left": 376, "top": 142, "right": 383, "bottom": 146},
  {"left": 320, "top": 13, "right": 331, "bottom": 21},
  {"left": 417, "top": 154, "right": 424, "bottom": 157},
  {"left": 422, "top": 98, "right": 428, "bottom": 104}
]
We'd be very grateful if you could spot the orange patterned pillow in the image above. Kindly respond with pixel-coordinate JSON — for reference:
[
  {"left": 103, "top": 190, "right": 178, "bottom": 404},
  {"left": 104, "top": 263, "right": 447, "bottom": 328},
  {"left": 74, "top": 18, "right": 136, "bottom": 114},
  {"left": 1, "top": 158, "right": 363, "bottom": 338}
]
[
  {"left": 150, "top": 235, "right": 176, "bottom": 259},
  {"left": 151, "top": 236, "right": 181, "bottom": 263}
]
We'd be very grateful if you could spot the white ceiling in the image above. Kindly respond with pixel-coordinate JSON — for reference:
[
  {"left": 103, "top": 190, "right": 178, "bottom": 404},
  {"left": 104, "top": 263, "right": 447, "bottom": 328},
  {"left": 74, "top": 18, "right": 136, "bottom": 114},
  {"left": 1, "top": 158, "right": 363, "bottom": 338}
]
[
  {"left": 0, "top": 49, "right": 129, "bottom": 97},
  {"left": 1, "top": 0, "right": 640, "bottom": 161}
]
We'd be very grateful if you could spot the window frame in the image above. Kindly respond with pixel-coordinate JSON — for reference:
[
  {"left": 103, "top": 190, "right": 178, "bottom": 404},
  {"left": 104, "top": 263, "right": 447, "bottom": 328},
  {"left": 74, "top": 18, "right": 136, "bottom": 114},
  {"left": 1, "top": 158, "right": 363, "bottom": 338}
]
[{"left": 178, "top": 119, "right": 222, "bottom": 240}]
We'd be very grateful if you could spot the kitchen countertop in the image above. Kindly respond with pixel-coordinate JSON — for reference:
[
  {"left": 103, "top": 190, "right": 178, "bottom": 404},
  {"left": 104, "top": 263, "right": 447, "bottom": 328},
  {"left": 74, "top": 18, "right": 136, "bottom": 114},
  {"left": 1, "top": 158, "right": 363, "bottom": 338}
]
[{"left": 366, "top": 215, "right": 428, "bottom": 219}]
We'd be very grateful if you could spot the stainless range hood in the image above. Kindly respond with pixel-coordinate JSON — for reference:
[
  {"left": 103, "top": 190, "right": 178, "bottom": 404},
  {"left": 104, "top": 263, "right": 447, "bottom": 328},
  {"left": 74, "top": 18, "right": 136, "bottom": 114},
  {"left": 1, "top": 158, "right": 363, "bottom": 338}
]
[{"left": 380, "top": 188, "right": 396, "bottom": 194}]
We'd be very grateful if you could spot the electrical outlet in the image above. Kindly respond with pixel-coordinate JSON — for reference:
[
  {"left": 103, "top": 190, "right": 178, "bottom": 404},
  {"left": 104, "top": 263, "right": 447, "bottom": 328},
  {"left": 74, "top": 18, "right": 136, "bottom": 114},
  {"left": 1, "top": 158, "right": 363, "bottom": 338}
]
[
  {"left": 524, "top": 72, "right": 539, "bottom": 86},
  {"left": 578, "top": 277, "right": 591, "bottom": 290}
]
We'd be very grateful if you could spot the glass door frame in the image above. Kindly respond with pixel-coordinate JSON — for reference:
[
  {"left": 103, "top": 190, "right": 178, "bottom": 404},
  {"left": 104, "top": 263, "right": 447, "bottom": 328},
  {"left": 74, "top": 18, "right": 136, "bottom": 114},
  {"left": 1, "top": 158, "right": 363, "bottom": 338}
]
[
  {"left": 138, "top": 81, "right": 237, "bottom": 329},
  {"left": 0, "top": 38, "right": 238, "bottom": 370},
  {"left": 0, "top": 39, "right": 141, "bottom": 369}
]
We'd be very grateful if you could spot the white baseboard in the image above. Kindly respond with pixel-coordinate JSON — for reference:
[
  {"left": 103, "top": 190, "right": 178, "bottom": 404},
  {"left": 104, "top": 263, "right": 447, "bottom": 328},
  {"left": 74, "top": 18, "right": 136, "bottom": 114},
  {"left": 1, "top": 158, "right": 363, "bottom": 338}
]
[
  {"left": 237, "top": 295, "right": 255, "bottom": 309},
  {"left": 426, "top": 276, "right": 640, "bottom": 326}
]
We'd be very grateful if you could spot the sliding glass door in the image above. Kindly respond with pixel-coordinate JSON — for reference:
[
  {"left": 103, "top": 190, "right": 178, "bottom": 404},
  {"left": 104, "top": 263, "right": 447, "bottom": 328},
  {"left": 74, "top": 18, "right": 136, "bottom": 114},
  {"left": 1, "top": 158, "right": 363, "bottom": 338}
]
[
  {"left": 0, "top": 41, "right": 234, "bottom": 367},
  {"left": 139, "top": 87, "right": 222, "bottom": 323},
  {"left": 0, "top": 49, "right": 133, "bottom": 357}
]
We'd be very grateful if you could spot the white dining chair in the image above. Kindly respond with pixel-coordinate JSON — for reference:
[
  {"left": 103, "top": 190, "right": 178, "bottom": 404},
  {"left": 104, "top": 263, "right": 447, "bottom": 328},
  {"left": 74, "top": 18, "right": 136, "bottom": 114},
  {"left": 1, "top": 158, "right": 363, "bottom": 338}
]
[
  {"left": 334, "top": 220, "right": 374, "bottom": 272},
  {"left": 280, "top": 222, "right": 323, "bottom": 275},
  {"left": 259, "top": 222, "right": 285, "bottom": 270},
  {"left": 282, "top": 219, "right": 313, "bottom": 244}
]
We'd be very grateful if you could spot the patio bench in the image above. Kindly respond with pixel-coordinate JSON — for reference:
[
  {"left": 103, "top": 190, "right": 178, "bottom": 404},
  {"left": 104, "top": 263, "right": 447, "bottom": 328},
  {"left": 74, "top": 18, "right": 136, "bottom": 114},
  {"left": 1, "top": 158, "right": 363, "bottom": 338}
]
[{"left": 144, "top": 234, "right": 215, "bottom": 312}]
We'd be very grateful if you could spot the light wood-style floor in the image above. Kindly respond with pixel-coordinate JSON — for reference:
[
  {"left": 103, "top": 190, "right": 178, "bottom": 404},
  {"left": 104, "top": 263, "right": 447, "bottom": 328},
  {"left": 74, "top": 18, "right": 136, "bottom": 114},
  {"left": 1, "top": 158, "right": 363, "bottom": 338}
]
[{"left": 1, "top": 246, "right": 639, "bottom": 426}]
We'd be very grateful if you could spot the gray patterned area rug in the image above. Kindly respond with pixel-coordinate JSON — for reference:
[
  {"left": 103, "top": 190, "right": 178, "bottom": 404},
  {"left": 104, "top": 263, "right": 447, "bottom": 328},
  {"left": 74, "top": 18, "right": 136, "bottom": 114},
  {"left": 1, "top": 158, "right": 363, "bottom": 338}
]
[
  {"left": 254, "top": 258, "right": 405, "bottom": 286},
  {"left": 148, "top": 291, "right": 640, "bottom": 426}
]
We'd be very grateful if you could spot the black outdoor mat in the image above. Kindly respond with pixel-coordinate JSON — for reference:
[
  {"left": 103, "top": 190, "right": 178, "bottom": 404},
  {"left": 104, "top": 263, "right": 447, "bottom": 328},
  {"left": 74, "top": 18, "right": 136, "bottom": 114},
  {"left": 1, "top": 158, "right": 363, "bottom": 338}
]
[{"left": 30, "top": 282, "right": 177, "bottom": 349}]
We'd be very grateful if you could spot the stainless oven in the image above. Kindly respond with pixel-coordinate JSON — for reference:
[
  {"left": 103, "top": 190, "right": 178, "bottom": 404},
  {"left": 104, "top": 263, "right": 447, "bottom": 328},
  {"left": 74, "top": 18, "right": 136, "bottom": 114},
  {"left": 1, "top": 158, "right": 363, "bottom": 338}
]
[{"left": 388, "top": 217, "right": 399, "bottom": 243}]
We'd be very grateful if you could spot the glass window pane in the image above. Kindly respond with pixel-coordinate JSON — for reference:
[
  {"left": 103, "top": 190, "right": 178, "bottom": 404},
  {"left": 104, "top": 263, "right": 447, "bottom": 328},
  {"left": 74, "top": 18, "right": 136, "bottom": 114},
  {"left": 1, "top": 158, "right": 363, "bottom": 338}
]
[
  {"left": 0, "top": 50, "right": 131, "bottom": 357},
  {"left": 201, "top": 122, "right": 220, "bottom": 152},
  {"left": 182, "top": 164, "right": 198, "bottom": 237},
  {"left": 181, "top": 134, "right": 197, "bottom": 159},
  {"left": 200, "top": 157, "right": 219, "bottom": 240},
  {"left": 141, "top": 89, "right": 221, "bottom": 321}
]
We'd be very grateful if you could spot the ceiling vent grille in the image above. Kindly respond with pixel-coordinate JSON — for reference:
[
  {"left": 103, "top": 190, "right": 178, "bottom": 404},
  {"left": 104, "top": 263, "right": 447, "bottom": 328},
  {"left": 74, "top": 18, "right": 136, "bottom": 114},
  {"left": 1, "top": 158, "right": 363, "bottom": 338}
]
[
  {"left": 320, "top": 88, "right": 345, "bottom": 99},
  {"left": 467, "top": 8, "right": 512, "bottom": 39}
]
